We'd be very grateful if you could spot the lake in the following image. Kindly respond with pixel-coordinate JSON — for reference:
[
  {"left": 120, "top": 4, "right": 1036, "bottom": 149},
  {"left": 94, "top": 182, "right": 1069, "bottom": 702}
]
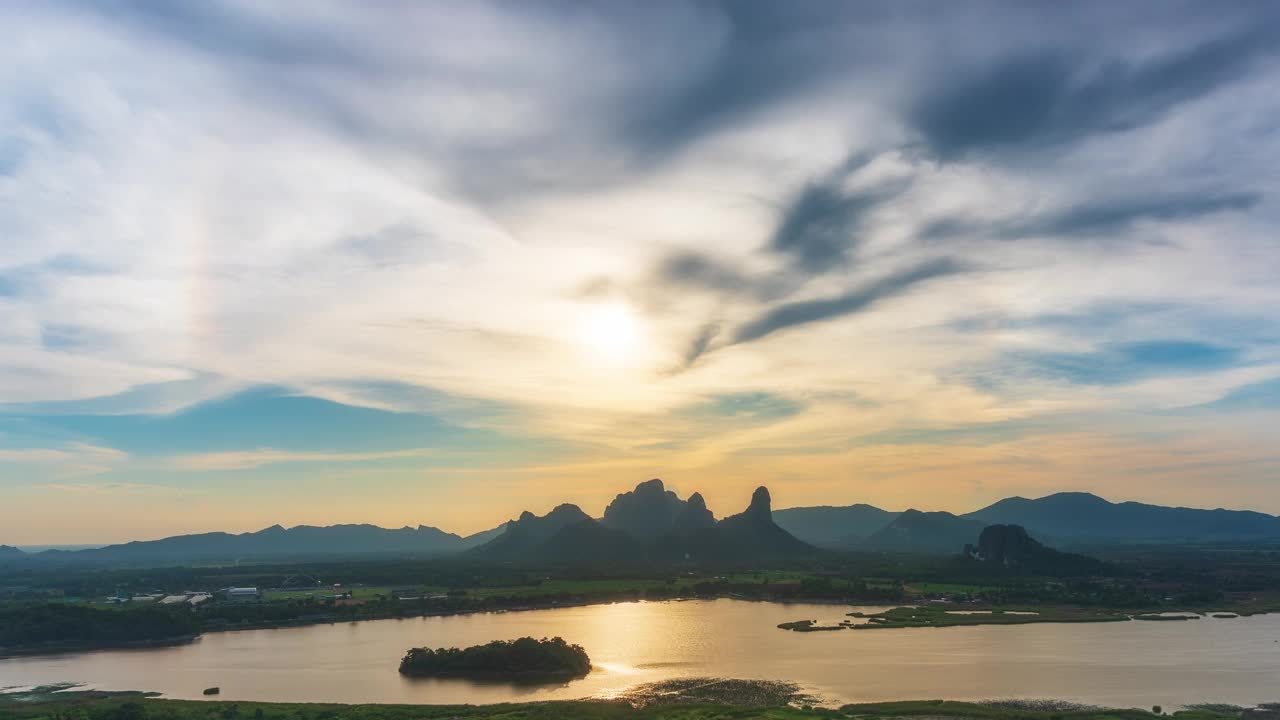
[{"left": 2, "top": 599, "right": 1279, "bottom": 708}]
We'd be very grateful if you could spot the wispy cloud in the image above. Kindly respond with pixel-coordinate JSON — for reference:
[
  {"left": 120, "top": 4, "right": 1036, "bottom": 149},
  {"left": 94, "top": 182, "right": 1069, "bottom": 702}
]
[
  {"left": 0, "top": 442, "right": 128, "bottom": 479},
  {"left": 732, "top": 258, "right": 967, "bottom": 344},
  {"left": 167, "top": 448, "right": 439, "bottom": 471},
  {"left": 2, "top": 2, "right": 1280, "bottom": 540}
]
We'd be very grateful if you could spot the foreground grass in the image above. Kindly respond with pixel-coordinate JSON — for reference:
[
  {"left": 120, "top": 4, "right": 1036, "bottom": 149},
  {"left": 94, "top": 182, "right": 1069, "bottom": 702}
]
[{"left": 0, "top": 691, "right": 1254, "bottom": 720}]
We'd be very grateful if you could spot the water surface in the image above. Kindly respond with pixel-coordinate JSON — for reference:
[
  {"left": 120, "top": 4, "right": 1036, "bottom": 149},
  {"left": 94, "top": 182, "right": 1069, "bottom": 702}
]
[{"left": 2, "top": 599, "right": 1278, "bottom": 708}]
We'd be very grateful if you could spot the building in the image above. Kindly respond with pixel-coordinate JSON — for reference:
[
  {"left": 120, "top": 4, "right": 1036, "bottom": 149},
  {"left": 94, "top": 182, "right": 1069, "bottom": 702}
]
[{"left": 226, "top": 587, "right": 260, "bottom": 599}]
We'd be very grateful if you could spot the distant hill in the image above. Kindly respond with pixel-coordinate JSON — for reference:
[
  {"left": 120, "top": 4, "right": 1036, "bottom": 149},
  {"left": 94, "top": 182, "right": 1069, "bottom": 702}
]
[
  {"left": 966, "top": 524, "right": 1104, "bottom": 575},
  {"left": 15, "top": 486, "right": 1280, "bottom": 568},
  {"left": 471, "top": 481, "right": 814, "bottom": 565},
  {"left": 965, "top": 492, "right": 1280, "bottom": 545},
  {"left": 862, "top": 510, "right": 986, "bottom": 554},
  {"left": 459, "top": 524, "right": 508, "bottom": 548},
  {"left": 467, "top": 501, "right": 644, "bottom": 565},
  {"left": 22, "top": 523, "right": 475, "bottom": 566},
  {"left": 773, "top": 504, "right": 899, "bottom": 547}
]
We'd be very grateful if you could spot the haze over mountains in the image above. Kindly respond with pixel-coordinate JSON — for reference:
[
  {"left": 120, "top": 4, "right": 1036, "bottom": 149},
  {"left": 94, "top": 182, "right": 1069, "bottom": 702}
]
[
  {"left": 5, "top": 484, "right": 1280, "bottom": 568},
  {"left": 774, "top": 491, "right": 1280, "bottom": 551}
]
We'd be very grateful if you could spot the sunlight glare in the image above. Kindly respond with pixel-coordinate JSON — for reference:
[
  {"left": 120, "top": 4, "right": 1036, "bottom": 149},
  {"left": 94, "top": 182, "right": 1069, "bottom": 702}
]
[{"left": 581, "top": 303, "right": 642, "bottom": 364}]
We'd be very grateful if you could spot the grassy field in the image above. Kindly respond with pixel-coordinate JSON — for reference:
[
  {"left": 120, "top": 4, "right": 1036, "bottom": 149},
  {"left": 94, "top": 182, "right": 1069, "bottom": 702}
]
[{"left": 0, "top": 690, "right": 1251, "bottom": 720}]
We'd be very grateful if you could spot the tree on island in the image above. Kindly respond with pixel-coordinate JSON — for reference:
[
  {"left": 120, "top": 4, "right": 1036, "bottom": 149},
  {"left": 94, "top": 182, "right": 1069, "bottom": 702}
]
[{"left": 398, "top": 636, "right": 591, "bottom": 679}]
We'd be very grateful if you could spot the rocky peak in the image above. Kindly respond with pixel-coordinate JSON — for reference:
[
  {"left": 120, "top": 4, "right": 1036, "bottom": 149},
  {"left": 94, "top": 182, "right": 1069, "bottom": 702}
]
[
  {"left": 687, "top": 492, "right": 707, "bottom": 510},
  {"left": 602, "top": 478, "right": 690, "bottom": 540},
  {"left": 633, "top": 478, "right": 666, "bottom": 495},
  {"left": 673, "top": 491, "right": 716, "bottom": 533},
  {"left": 746, "top": 486, "right": 772, "bottom": 519}
]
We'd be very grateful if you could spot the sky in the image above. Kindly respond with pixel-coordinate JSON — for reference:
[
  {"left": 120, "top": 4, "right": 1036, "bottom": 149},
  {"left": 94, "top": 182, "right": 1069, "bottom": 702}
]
[{"left": 3, "top": 1, "right": 1280, "bottom": 544}]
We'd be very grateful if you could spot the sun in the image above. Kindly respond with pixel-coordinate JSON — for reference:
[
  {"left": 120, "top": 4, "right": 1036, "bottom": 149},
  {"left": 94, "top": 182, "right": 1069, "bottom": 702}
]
[{"left": 580, "top": 302, "right": 642, "bottom": 364}]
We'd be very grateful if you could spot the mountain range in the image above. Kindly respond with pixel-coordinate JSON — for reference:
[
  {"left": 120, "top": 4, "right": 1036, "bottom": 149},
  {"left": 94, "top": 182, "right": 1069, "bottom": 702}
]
[
  {"left": 5, "top": 523, "right": 501, "bottom": 566},
  {"left": 5, "top": 486, "right": 1280, "bottom": 567},
  {"left": 467, "top": 481, "right": 813, "bottom": 564},
  {"left": 774, "top": 491, "right": 1280, "bottom": 552}
]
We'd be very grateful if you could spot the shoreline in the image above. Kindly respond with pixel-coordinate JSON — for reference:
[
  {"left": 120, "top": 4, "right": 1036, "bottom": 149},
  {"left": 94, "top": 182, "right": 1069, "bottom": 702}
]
[
  {"left": 4, "top": 594, "right": 1277, "bottom": 659},
  {"left": 4, "top": 686, "right": 1277, "bottom": 720}
]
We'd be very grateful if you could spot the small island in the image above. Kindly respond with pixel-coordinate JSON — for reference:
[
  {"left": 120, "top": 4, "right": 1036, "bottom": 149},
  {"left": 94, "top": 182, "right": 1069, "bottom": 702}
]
[{"left": 398, "top": 636, "right": 591, "bottom": 680}]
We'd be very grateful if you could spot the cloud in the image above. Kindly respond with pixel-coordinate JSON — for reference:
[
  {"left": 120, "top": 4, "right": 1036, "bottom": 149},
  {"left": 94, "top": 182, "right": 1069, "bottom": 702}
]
[
  {"left": 617, "top": 2, "right": 864, "bottom": 160},
  {"left": 0, "top": 441, "right": 127, "bottom": 479},
  {"left": 676, "top": 323, "right": 720, "bottom": 371},
  {"left": 4, "top": 2, "right": 1280, "bottom": 539},
  {"left": 166, "top": 448, "right": 439, "bottom": 471},
  {"left": 769, "top": 174, "right": 902, "bottom": 273},
  {"left": 732, "top": 258, "right": 966, "bottom": 344},
  {"left": 910, "top": 21, "right": 1280, "bottom": 158},
  {"left": 655, "top": 252, "right": 755, "bottom": 296},
  {"left": 925, "top": 191, "right": 1260, "bottom": 242},
  {"left": 1183, "top": 376, "right": 1280, "bottom": 413},
  {"left": 39, "top": 481, "right": 176, "bottom": 495}
]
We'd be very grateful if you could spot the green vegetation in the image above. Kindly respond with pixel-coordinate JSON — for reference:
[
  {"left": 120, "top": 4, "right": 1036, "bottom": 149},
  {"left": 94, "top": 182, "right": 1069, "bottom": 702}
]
[
  {"left": 0, "top": 603, "right": 198, "bottom": 655},
  {"left": 856, "top": 605, "right": 1132, "bottom": 629},
  {"left": 7, "top": 539, "right": 1280, "bottom": 655},
  {"left": 0, "top": 689, "right": 1266, "bottom": 720},
  {"left": 777, "top": 620, "right": 843, "bottom": 632},
  {"left": 398, "top": 636, "right": 591, "bottom": 679},
  {"left": 779, "top": 605, "right": 1137, "bottom": 632}
]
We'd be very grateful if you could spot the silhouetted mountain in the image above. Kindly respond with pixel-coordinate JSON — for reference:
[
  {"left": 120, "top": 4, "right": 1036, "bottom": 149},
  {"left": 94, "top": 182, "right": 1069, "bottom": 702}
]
[
  {"left": 673, "top": 492, "right": 717, "bottom": 534},
  {"left": 773, "top": 504, "right": 899, "bottom": 547},
  {"left": 965, "top": 492, "right": 1280, "bottom": 544},
  {"left": 711, "top": 486, "right": 814, "bottom": 557},
  {"left": 651, "top": 486, "right": 813, "bottom": 563},
  {"left": 460, "top": 525, "right": 508, "bottom": 548},
  {"left": 535, "top": 519, "right": 643, "bottom": 564},
  {"left": 863, "top": 510, "right": 986, "bottom": 554},
  {"left": 600, "top": 479, "right": 714, "bottom": 539},
  {"left": 24, "top": 523, "right": 472, "bottom": 566},
  {"left": 472, "top": 483, "right": 813, "bottom": 565},
  {"left": 19, "top": 486, "right": 1280, "bottom": 569},
  {"left": 965, "top": 524, "right": 1104, "bottom": 575},
  {"left": 468, "top": 504, "right": 598, "bottom": 561}
]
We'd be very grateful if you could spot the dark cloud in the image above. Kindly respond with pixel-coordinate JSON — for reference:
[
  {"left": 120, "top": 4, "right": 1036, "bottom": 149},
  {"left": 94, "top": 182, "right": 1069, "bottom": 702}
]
[
  {"left": 621, "top": 2, "right": 873, "bottom": 159},
  {"left": 676, "top": 323, "right": 721, "bottom": 372},
  {"left": 656, "top": 252, "right": 754, "bottom": 295},
  {"left": 924, "top": 191, "right": 1260, "bottom": 242},
  {"left": 769, "top": 179, "right": 899, "bottom": 273},
  {"left": 911, "top": 23, "right": 1280, "bottom": 158},
  {"left": 732, "top": 258, "right": 965, "bottom": 344},
  {"left": 77, "top": 0, "right": 388, "bottom": 72},
  {"left": 1015, "top": 192, "right": 1260, "bottom": 239}
]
